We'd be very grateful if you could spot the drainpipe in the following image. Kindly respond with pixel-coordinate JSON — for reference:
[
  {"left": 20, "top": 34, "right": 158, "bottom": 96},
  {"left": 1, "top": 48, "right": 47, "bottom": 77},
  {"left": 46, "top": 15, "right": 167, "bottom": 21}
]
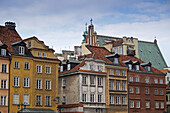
[{"left": 8, "top": 55, "right": 12, "bottom": 113}]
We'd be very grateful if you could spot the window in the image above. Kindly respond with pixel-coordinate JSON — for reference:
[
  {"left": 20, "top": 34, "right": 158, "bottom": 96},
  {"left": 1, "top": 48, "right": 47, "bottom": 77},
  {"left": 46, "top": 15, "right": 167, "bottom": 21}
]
[
  {"left": 114, "top": 58, "right": 119, "bottom": 64},
  {"left": 119, "top": 47, "right": 123, "bottom": 54},
  {"left": 90, "top": 76, "right": 95, "bottom": 85},
  {"left": 98, "top": 65, "right": 103, "bottom": 71},
  {"left": 62, "top": 80, "right": 66, "bottom": 87},
  {"left": 82, "top": 76, "right": 87, "bottom": 85},
  {"left": 1, "top": 80, "right": 6, "bottom": 89},
  {"left": 160, "top": 79, "right": 163, "bottom": 84},
  {"left": 46, "top": 96, "right": 51, "bottom": 106},
  {"left": 136, "top": 65, "right": 140, "bottom": 70},
  {"left": 135, "top": 77, "right": 139, "bottom": 82},
  {"left": 167, "top": 77, "right": 169, "bottom": 82},
  {"left": 98, "top": 94, "right": 102, "bottom": 102},
  {"left": 24, "top": 62, "right": 30, "bottom": 70},
  {"left": 161, "top": 102, "right": 164, "bottom": 109},
  {"left": 130, "top": 87, "right": 133, "bottom": 93},
  {"left": 109, "top": 80, "right": 114, "bottom": 90},
  {"left": 155, "top": 102, "right": 159, "bottom": 109},
  {"left": 130, "top": 101, "right": 134, "bottom": 108},
  {"left": 98, "top": 77, "right": 102, "bottom": 86},
  {"left": 1, "top": 64, "right": 7, "bottom": 73},
  {"left": 46, "top": 66, "right": 51, "bottom": 74},
  {"left": 155, "top": 89, "right": 158, "bottom": 95},
  {"left": 13, "top": 94, "right": 19, "bottom": 104},
  {"left": 128, "top": 64, "right": 132, "bottom": 70},
  {"left": 110, "top": 69, "right": 113, "bottom": 75},
  {"left": 129, "top": 76, "right": 133, "bottom": 82},
  {"left": 90, "top": 64, "right": 94, "bottom": 71},
  {"left": 110, "top": 95, "right": 114, "bottom": 104},
  {"left": 136, "top": 101, "right": 140, "bottom": 108},
  {"left": 122, "top": 70, "right": 126, "bottom": 76},
  {"left": 146, "top": 102, "right": 150, "bottom": 108},
  {"left": 36, "top": 80, "right": 42, "bottom": 89},
  {"left": 14, "top": 61, "right": 19, "bottom": 68},
  {"left": 23, "top": 94, "right": 29, "bottom": 105},
  {"left": 37, "top": 65, "right": 42, "bottom": 73},
  {"left": 115, "top": 48, "right": 118, "bottom": 53},
  {"left": 43, "top": 52, "right": 47, "bottom": 57},
  {"left": 154, "top": 78, "right": 158, "bottom": 84},
  {"left": 146, "top": 66, "right": 151, "bottom": 71},
  {"left": 1, "top": 49, "right": 6, "bottom": 56},
  {"left": 67, "top": 64, "right": 70, "bottom": 70},
  {"left": 13, "top": 77, "right": 19, "bottom": 86},
  {"left": 1, "top": 96, "right": 6, "bottom": 106},
  {"left": 116, "top": 96, "right": 120, "bottom": 105},
  {"left": 63, "top": 96, "right": 66, "bottom": 104},
  {"left": 122, "top": 96, "right": 126, "bottom": 105},
  {"left": 82, "top": 94, "right": 87, "bottom": 102},
  {"left": 145, "top": 88, "right": 149, "bottom": 94},
  {"left": 116, "top": 81, "right": 120, "bottom": 90},
  {"left": 38, "top": 52, "right": 41, "bottom": 57},
  {"left": 160, "top": 89, "right": 163, "bottom": 95},
  {"left": 28, "top": 41, "right": 31, "bottom": 47},
  {"left": 36, "top": 95, "right": 41, "bottom": 106},
  {"left": 24, "top": 77, "right": 29, "bottom": 87},
  {"left": 116, "top": 70, "right": 120, "bottom": 76},
  {"left": 136, "top": 87, "right": 139, "bottom": 94},
  {"left": 145, "top": 78, "right": 149, "bottom": 83},
  {"left": 46, "top": 80, "right": 51, "bottom": 90},
  {"left": 122, "top": 81, "right": 126, "bottom": 91},
  {"left": 90, "top": 94, "right": 95, "bottom": 102},
  {"left": 19, "top": 46, "right": 25, "bottom": 55}
]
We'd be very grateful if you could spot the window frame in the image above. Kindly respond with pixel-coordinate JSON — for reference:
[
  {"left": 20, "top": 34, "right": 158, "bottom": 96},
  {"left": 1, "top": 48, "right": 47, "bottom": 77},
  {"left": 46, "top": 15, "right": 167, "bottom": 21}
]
[{"left": 19, "top": 46, "right": 25, "bottom": 55}]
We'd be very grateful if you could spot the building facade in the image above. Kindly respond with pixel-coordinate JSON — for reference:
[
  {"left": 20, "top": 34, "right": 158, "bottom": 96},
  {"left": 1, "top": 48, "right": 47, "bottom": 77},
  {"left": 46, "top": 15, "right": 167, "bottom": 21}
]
[{"left": 0, "top": 43, "right": 10, "bottom": 113}]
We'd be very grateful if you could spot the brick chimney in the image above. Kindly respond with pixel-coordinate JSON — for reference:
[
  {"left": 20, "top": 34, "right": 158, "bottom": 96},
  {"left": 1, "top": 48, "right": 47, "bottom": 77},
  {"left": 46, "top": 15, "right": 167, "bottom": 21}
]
[
  {"left": 154, "top": 37, "right": 157, "bottom": 44},
  {"left": 5, "top": 22, "right": 16, "bottom": 30}
]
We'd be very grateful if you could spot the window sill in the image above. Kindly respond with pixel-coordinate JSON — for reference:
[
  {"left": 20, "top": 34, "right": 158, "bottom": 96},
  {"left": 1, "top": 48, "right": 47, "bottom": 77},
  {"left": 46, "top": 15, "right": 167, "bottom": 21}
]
[
  {"left": 98, "top": 85, "right": 103, "bottom": 87},
  {"left": 23, "top": 86, "right": 30, "bottom": 88},
  {"left": 37, "top": 72, "right": 42, "bottom": 74},
  {"left": 14, "top": 68, "right": 20, "bottom": 69},
  {"left": 46, "top": 73, "right": 51, "bottom": 75},
  {"left": 90, "top": 85, "right": 96, "bottom": 87},
  {"left": 46, "top": 89, "right": 52, "bottom": 91},
  {"left": 82, "top": 84, "right": 88, "bottom": 86},
  {"left": 0, "top": 105, "right": 8, "bottom": 107},
  {"left": 36, "top": 105, "right": 42, "bottom": 106},
  {"left": 0, "top": 72, "right": 8, "bottom": 73},
  {"left": 45, "top": 105, "right": 52, "bottom": 107},
  {"left": 24, "top": 69, "right": 30, "bottom": 70},
  {"left": 0, "top": 88, "right": 8, "bottom": 90},
  {"left": 36, "top": 88, "right": 43, "bottom": 90}
]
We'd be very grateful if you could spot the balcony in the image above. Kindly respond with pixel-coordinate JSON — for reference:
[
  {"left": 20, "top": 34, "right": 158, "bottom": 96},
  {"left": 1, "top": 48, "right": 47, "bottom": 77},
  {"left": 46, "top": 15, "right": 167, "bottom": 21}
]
[{"left": 127, "top": 50, "right": 136, "bottom": 56}]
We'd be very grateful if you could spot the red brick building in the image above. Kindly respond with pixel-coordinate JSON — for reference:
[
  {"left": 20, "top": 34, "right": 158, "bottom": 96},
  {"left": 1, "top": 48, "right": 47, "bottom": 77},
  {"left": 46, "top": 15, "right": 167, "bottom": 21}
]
[{"left": 119, "top": 55, "right": 166, "bottom": 113}]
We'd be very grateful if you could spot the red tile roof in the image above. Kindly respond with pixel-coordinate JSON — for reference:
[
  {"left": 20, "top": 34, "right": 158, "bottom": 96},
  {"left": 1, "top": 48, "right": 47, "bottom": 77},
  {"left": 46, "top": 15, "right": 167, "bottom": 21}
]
[
  {"left": 104, "top": 39, "right": 123, "bottom": 45},
  {"left": 160, "top": 69, "right": 170, "bottom": 74},
  {"left": 0, "top": 26, "right": 22, "bottom": 53}
]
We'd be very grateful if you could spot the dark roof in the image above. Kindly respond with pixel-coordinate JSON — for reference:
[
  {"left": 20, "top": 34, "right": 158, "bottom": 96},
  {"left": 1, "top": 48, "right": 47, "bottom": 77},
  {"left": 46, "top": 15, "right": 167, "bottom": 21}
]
[{"left": 0, "top": 25, "right": 22, "bottom": 53}]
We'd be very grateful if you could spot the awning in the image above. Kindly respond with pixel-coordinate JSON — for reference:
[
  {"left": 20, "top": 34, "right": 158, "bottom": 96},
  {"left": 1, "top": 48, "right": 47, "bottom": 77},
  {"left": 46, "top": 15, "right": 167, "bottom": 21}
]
[{"left": 17, "top": 108, "right": 58, "bottom": 113}]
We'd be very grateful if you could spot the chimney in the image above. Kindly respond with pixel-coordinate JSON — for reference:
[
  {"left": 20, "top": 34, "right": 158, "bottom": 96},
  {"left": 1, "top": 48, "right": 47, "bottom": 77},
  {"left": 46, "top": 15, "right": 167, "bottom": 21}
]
[
  {"left": 5, "top": 22, "right": 16, "bottom": 30},
  {"left": 154, "top": 37, "right": 157, "bottom": 44}
]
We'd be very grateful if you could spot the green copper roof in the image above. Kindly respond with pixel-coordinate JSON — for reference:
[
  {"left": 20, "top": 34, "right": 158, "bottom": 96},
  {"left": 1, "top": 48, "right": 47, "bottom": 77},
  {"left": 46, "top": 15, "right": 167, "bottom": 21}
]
[{"left": 138, "top": 41, "right": 167, "bottom": 70}]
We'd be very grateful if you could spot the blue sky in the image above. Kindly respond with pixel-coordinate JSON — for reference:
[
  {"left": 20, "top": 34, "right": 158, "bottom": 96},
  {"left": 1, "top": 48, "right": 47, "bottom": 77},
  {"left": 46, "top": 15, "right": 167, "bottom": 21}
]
[{"left": 0, "top": 0, "right": 170, "bottom": 66}]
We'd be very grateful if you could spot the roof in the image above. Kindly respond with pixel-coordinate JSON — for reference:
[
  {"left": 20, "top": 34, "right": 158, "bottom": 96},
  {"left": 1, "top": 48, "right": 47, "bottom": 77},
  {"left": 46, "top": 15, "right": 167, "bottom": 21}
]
[
  {"left": 104, "top": 39, "right": 123, "bottom": 46},
  {"left": 138, "top": 41, "right": 167, "bottom": 70},
  {"left": 97, "top": 35, "right": 121, "bottom": 46},
  {"left": 17, "top": 108, "right": 57, "bottom": 113},
  {"left": 0, "top": 25, "right": 22, "bottom": 53},
  {"left": 160, "top": 69, "right": 170, "bottom": 74}
]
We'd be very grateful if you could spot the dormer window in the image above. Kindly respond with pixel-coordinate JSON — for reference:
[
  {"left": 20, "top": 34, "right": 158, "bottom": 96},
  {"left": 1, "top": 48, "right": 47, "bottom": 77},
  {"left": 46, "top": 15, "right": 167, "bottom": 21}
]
[
  {"left": 1, "top": 49, "right": 6, "bottom": 56},
  {"left": 128, "top": 64, "right": 132, "bottom": 70},
  {"left": 19, "top": 46, "right": 25, "bottom": 55},
  {"left": 28, "top": 41, "right": 31, "bottom": 47},
  {"left": 67, "top": 64, "right": 70, "bottom": 70},
  {"left": 145, "top": 66, "right": 151, "bottom": 71},
  {"left": 98, "top": 65, "right": 103, "bottom": 71},
  {"left": 114, "top": 58, "right": 119, "bottom": 64},
  {"left": 136, "top": 65, "right": 140, "bottom": 71}
]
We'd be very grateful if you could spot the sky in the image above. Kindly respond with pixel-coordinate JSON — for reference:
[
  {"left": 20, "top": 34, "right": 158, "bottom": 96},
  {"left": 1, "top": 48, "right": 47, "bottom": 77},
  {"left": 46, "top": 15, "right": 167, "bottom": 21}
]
[{"left": 0, "top": 0, "right": 170, "bottom": 66}]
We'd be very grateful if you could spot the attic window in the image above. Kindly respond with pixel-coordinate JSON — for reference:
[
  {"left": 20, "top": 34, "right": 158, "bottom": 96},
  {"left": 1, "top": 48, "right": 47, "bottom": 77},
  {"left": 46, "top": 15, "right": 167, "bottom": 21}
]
[
  {"left": 90, "top": 64, "right": 94, "bottom": 71},
  {"left": 19, "top": 46, "right": 25, "bottom": 55},
  {"left": 145, "top": 66, "right": 151, "bottom": 71},
  {"left": 114, "top": 58, "right": 119, "bottom": 64},
  {"left": 128, "top": 64, "right": 132, "bottom": 70},
  {"left": 43, "top": 52, "right": 47, "bottom": 57},
  {"left": 28, "top": 41, "right": 31, "bottom": 47},
  {"left": 1, "top": 49, "right": 6, "bottom": 56},
  {"left": 136, "top": 65, "right": 140, "bottom": 71}
]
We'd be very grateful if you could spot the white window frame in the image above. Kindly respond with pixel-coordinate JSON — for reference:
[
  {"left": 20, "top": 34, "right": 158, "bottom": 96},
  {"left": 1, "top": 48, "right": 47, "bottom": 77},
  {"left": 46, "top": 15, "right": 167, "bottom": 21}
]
[
  {"left": 46, "top": 66, "right": 51, "bottom": 74},
  {"left": 23, "top": 94, "right": 29, "bottom": 105},
  {"left": 128, "top": 64, "right": 132, "bottom": 70},
  {"left": 82, "top": 94, "right": 87, "bottom": 102},
  {"left": 160, "top": 79, "right": 163, "bottom": 84},
  {"left": 155, "top": 102, "right": 159, "bottom": 109},
  {"left": 116, "top": 81, "right": 120, "bottom": 90},
  {"left": 82, "top": 76, "right": 87, "bottom": 85},
  {"left": 1, "top": 49, "right": 6, "bottom": 56},
  {"left": 136, "top": 65, "right": 140, "bottom": 70},
  {"left": 1, "top": 96, "right": 6, "bottom": 106},
  {"left": 109, "top": 80, "right": 114, "bottom": 90},
  {"left": 146, "top": 102, "right": 150, "bottom": 108},
  {"left": 36, "top": 95, "right": 41, "bottom": 106},
  {"left": 46, "top": 96, "right": 51, "bottom": 106},
  {"left": 135, "top": 77, "right": 139, "bottom": 82},
  {"left": 36, "top": 79, "right": 42, "bottom": 89},
  {"left": 116, "top": 96, "right": 120, "bottom": 105},
  {"left": 19, "top": 46, "right": 25, "bottom": 55},
  {"left": 46, "top": 80, "right": 51, "bottom": 90},
  {"left": 161, "top": 102, "right": 164, "bottom": 109},
  {"left": 90, "top": 94, "right": 95, "bottom": 102},
  {"left": 130, "top": 101, "right": 134, "bottom": 108},
  {"left": 13, "top": 94, "right": 19, "bottom": 104},
  {"left": 136, "top": 87, "right": 139, "bottom": 94},
  {"left": 24, "top": 62, "right": 30, "bottom": 70},
  {"left": 110, "top": 95, "right": 114, "bottom": 104},
  {"left": 24, "top": 77, "right": 29, "bottom": 87},
  {"left": 37, "top": 65, "right": 42, "bottom": 73},
  {"left": 1, "top": 64, "right": 7, "bottom": 73},
  {"left": 136, "top": 101, "right": 140, "bottom": 108},
  {"left": 1, "top": 80, "right": 7, "bottom": 89},
  {"left": 130, "top": 76, "right": 133, "bottom": 82},
  {"left": 98, "top": 77, "right": 102, "bottom": 86},
  {"left": 122, "top": 96, "right": 126, "bottom": 105},
  {"left": 122, "top": 81, "right": 126, "bottom": 91},
  {"left": 98, "top": 94, "right": 102, "bottom": 103},
  {"left": 114, "top": 58, "right": 119, "bottom": 64},
  {"left": 13, "top": 76, "right": 19, "bottom": 87},
  {"left": 14, "top": 61, "right": 19, "bottom": 68}
]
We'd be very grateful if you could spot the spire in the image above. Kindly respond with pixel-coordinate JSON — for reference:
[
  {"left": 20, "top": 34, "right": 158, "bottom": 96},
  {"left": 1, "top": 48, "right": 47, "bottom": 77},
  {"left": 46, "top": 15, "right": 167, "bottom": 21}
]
[
  {"left": 90, "top": 18, "right": 93, "bottom": 25},
  {"left": 85, "top": 23, "right": 87, "bottom": 32},
  {"left": 154, "top": 36, "right": 157, "bottom": 44}
]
